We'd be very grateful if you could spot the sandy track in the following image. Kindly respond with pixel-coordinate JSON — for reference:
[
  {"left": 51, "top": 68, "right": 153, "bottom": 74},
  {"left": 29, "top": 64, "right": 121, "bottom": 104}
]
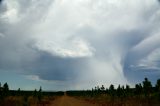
[{"left": 49, "top": 96, "right": 98, "bottom": 106}]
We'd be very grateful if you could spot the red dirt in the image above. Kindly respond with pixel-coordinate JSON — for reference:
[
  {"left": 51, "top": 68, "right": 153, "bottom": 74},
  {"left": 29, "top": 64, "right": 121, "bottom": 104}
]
[{"left": 49, "top": 95, "right": 98, "bottom": 106}]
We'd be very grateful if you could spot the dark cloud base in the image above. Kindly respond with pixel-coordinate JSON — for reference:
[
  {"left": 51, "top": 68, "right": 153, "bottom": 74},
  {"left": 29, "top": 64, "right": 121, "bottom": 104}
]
[{"left": 0, "top": 0, "right": 160, "bottom": 89}]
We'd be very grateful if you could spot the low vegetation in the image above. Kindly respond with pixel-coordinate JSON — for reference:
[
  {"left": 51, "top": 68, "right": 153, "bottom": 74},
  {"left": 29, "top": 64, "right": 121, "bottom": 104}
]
[
  {"left": 0, "top": 78, "right": 160, "bottom": 106},
  {"left": 0, "top": 83, "right": 64, "bottom": 106},
  {"left": 66, "top": 78, "right": 160, "bottom": 106}
]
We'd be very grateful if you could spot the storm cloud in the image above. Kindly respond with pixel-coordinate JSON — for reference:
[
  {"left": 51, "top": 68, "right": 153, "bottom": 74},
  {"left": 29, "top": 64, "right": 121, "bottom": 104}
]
[{"left": 0, "top": 0, "right": 160, "bottom": 89}]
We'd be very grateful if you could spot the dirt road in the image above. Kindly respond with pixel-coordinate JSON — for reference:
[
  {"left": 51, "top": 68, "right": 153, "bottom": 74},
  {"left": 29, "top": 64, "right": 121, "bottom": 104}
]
[{"left": 49, "top": 96, "right": 98, "bottom": 106}]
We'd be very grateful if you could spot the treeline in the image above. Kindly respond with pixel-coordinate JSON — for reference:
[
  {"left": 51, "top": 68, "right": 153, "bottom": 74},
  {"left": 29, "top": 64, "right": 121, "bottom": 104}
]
[
  {"left": 0, "top": 83, "right": 64, "bottom": 99},
  {"left": 66, "top": 78, "right": 160, "bottom": 106},
  {"left": 0, "top": 82, "right": 9, "bottom": 100},
  {"left": 0, "top": 82, "right": 64, "bottom": 106}
]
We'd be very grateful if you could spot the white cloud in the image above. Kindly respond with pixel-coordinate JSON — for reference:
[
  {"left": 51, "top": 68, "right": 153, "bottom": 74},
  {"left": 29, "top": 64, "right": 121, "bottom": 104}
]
[
  {"left": 137, "top": 48, "right": 160, "bottom": 70},
  {"left": 0, "top": 32, "right": 4, "bottom": 38},
  {"left": 0, "top": 0, "right": 160, "bottom": 89},
  {"left": 26, "top": 75, "right": 40, "bottom": 81},
  {"left": 34, "top": 37, "right": 95, "bottom": 58}
]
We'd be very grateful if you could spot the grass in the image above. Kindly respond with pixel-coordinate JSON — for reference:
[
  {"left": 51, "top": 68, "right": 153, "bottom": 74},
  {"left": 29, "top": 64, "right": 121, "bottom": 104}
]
[
  {"left": 0, "top": 96, "right": 60, "bottom": 106},
  {"left": 73, "top": 93, "right": 160, "bottom": 106}
]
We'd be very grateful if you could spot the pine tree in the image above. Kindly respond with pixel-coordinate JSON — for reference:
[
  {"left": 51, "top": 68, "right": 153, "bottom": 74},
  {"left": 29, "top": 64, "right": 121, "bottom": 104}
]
[
  {"left": 117, "top": 85, "right": 122, "bottom": 97},
  {"left": 126, "top": 84, "right": 130, "bottom": 96},
  {"left": 3, "top": 82, "right": 9, "bottom": 96},
  {"left": 0, "top": 82, "right": 1, "bottom": 93},
  {"left": 135, "top": 83, "right": 142, "bottom": 95},
  {"left": 18, "top": 88, "right": 21, "bottom": 96},
  {"left": 109, "top": 84, "right": 115, "bottom": 97},
  {"left": 156, "top": 79, "right": 160, "bottom": 92},
  {"left": 33, "top": 89, "right": 37, "bottom": 97},
  {"left": 38, "top": 86, "right": 42, "bottom": 101},
  {"left": 143, "top": 78, "right": 152, "bottom": 97},
  {"left": 155, "top": 79, "right": 160, "bottom": 100},
  {"left": 109, "top": 84, "right": 115, "bottom": 105},
  {"left": 101, "top": 85, "right": 105, "bottom": 91}
]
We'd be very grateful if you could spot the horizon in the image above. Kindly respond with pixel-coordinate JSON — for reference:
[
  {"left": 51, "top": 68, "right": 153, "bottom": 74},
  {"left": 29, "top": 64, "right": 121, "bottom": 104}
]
[
  {"left": 0, "top": 77, "right": 159, "bottom": 91},
  {"left": 0, "top": 0, "right": 160, "bottom": 91}
]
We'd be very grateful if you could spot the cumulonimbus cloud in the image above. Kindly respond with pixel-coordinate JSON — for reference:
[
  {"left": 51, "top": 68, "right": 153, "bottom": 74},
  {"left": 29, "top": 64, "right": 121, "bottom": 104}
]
[{"left": 0, "top": 0, "right": 160, "bottom": 89}]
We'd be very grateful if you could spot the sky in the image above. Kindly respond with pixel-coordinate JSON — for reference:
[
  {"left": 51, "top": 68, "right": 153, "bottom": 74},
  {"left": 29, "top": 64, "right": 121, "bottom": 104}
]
[{"left": 0, "top": 0, "right": 160, "bottom": 91}]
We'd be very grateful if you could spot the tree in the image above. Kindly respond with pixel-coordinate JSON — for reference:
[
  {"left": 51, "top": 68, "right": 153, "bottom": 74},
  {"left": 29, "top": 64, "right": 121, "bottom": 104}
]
[
  {"left": 135, "top": 83, "right": 142, "bottom": 95},
  {"left": 143, "top": 78, "right": 152, "bottom": 97},
  {"left": 155, "top": 79, "right": 160, "bottom": 100},
  {"left": 95, "top": 86, "right": 97, "bottom": 91},
  {"left": 126, "top": 84, "right": 130, "bottom": 96},
  {"left": 109, "top": 84, "right": 115, "bottom": 105},
  {"left": 109, "top": 84, "right": 115, "bottom": 97},
  {"left": 3, "top": 83, "right": 9, "bottom": 91},
  {"left": 101, "top": 85, "right": 105, "bottom": 91},
  {"left": 97, "top": 86, "right": 100, "bottom": 92},
  {"left": 18, "top": 88, "right": 21, "bottom": 96},
  {"left": 156, "top": 79, "right": 160, "bottom": 92},
  {"left": 126, "top": 85, "right": 130, "bottom": 92},
  {"left": 3, "top": 82, "right": 9, "bottom": 96},
  {"left": 39, "top": 86, "right": 42, "bottom": 92},
  {"left": 117, "top": 85, "right": 122, "bottom": 97},
  {"left": 33, "top": 89, "right": 37, "bottom": 97},
  {"left": 38, "top": 86, "right": 42, "bottom": 101},
  {"left": 0, "top": 82, "right": 1, "bottom": 95}
]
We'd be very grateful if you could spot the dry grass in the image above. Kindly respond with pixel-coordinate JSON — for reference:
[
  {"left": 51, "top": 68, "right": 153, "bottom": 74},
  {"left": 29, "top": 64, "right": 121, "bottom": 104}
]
[
  {"left": 0, "top": 96, "right": 59, "bottom": 106},
  {"left": 74, "top": 94, "right": 160, "bottom": 106}
]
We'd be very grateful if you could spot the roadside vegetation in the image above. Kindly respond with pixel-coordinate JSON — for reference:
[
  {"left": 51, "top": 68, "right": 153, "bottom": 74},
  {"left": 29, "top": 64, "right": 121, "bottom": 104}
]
[
  {"left": 0, "top": 83, "right": 64, "bottom": 106},
  {"left": 0, "top": 78, "right": 160, "bottom": 106},
  {"left": 66, "top": 78, "right": 160, "bottom": 106}
]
